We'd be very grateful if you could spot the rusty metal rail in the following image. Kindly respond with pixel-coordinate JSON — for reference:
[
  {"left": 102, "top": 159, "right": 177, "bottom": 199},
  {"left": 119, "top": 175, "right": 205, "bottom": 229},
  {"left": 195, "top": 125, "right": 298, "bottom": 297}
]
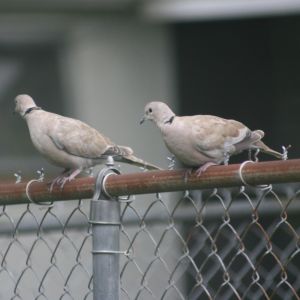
[{"left": 1, "top": 159, "right": 300, "bottom": 205}]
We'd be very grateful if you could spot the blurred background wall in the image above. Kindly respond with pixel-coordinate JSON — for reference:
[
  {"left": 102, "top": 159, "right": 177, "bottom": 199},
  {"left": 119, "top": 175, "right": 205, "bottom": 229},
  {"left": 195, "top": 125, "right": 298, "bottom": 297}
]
[
  {"left": 0, "top": 1, "right": 300, "bottom": 299},
  {"left": 0, "top": 0, "right": 300, "bottom": 175}
]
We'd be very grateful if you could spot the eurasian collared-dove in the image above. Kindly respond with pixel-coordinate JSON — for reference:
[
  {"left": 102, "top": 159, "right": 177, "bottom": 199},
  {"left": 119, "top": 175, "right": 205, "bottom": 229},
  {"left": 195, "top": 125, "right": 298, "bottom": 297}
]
[
  {"left": 140, "top": 101, "right": 284, "bottom": 174},
  {"left": 15, "top": 94, "right": 160, "bottom": 188}
]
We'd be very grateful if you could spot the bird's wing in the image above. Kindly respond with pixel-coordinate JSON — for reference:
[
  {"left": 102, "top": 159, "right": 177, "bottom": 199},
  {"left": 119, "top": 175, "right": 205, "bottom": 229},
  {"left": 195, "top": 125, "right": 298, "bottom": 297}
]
[
  {"left": 187, "top": 115, "right": 253, "bottom": 154},
  {"left": 46, "top": 113, "right": 115, "bottom": 159}
]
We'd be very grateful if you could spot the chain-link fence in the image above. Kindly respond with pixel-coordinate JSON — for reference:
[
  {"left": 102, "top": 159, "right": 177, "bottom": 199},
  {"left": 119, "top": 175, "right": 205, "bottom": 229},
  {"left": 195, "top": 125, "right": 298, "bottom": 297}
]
[
  {"left": 0, "top": 200, "right": 92, "bottom": 299},
  {"left": 0, "top": 159, "right": 299, "bottom": 299}
]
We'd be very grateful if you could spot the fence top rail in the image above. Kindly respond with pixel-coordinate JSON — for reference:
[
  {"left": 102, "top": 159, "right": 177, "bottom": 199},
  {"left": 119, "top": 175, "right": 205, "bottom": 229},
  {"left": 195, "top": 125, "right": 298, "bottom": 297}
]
[{"left": 0, "top": 159, "right": 300, "bottom": 205}]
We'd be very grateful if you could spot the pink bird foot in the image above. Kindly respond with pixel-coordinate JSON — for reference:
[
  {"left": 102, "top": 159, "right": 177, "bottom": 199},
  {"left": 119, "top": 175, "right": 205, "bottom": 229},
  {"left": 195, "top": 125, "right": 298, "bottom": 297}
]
[
  {"left": 195, "top": 162, "right": 218, "bottom": 176},
  {"left": 183, "top": 162, "right": 218, "bottom": 182},
  {"left": 49, "top": 169, "right": 82, "bottom": 191}
]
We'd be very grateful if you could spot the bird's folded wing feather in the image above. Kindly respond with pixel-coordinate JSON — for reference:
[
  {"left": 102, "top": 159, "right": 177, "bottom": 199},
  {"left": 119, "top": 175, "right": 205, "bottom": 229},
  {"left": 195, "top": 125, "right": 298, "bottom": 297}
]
[
  {"left": 47, "top": 115, "right": 113, "bottom": 159},
  {"left": 188, "top": 115, "right": 253, "bottom": 152}
]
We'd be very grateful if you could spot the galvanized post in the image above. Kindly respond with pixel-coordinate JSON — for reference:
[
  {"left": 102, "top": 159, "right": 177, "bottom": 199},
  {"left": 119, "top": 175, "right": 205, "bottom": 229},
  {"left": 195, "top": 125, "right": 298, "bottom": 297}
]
[{"left": 90, "top": 164, "right": 121, "bottom": 300}]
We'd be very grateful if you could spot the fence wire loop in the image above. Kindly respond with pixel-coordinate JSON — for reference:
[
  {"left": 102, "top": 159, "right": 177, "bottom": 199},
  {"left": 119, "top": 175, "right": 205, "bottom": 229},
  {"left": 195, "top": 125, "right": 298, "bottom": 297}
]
[
  {"left": 238, "top": 160, "right": 272, "bottom": 191},
  {"left": 118, "top": 194, "right": 133, "bottom": 203},
  {"left": 25, "top": 168, "right": 54, "bottom": 207},
  {"left": 238, "top": 160, "right": 255, "bottom": 185}
]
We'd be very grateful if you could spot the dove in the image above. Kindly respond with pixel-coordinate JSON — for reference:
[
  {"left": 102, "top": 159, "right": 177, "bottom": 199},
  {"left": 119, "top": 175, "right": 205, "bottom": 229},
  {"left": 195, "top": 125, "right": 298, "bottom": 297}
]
[
  {"left": 14, "top": 94, "right": 160, "bottom": 189},
  {"left": 140, "top": 101, "right": 284, "bottom": 174}
]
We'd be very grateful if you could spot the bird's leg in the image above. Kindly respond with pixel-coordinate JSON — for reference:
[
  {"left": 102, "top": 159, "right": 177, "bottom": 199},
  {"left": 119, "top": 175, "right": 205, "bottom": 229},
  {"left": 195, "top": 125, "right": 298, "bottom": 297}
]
[
  {"left": 57, "top": 169, "right": 82, "bottom": 190},
  {"left": 184, "top": 162, "right": 218, "bottom": 181},
  {"left": 49, "top": 168, "right": 71, "bottom": 191},
  {"left": 195, "top": 162, "right": 218, "bottom": 177},
  {"left": 65, "top": 169, "right": 82, "bottom": 182}
]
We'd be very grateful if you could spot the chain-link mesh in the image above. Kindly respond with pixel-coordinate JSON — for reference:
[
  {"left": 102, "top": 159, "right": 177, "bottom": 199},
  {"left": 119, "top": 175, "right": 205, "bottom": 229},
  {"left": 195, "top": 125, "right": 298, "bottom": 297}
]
[
  {"left": 0, "top": 200, "right": 92, "bottom": 299},
  {"left": 0, "top": 176, "right": 300, "bottom": 299},
  {"left": 120, "top": 184, "right": 300, "bottom": 299}
]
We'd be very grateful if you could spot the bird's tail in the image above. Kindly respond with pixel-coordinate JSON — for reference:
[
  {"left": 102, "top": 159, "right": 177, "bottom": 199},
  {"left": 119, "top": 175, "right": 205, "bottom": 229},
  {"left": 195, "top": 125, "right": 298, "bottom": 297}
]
[
  {"left": 106, "top": 145, "right": 134, "bottom": 156},
  {"left": 121, "top": 155, "right": 161, "bottom": 170},
  {"left": 252, "top": 140, "right": 283, "bottom": 159},
  {"left": 116, "top": 146, "right": 161, "bottom": 170}
]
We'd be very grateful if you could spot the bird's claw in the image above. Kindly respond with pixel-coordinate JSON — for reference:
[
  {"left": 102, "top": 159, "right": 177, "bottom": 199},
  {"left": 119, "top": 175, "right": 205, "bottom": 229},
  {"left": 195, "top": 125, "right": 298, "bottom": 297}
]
[
  {"left": 183, "top": 162, "right": 217, "bottom": 182},
  {"left": 49, "top": 169, "right": 82, "bottom": 192},
  {"left": 49, "top": 176, "right": 70, "bottom": 192},
  {"left": 195, "top": 162, "right": 217, "bottom": 176}
]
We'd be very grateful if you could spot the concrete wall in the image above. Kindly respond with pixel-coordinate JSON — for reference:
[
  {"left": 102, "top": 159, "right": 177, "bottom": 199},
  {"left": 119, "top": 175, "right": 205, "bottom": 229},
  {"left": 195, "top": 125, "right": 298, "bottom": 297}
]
[{"left": 61, "top": 17, "right": 176, "bottom": 172}]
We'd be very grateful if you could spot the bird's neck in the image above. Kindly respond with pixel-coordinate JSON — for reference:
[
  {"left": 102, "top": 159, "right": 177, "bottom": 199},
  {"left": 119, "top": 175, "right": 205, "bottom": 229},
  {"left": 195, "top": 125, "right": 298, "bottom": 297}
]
[
  {"left": 157, "top": 115, "right": 176, "bottom": 131},
  {"left": 164, "top": 115, "right": 175, "bottom": 125},
  {"left": 24, "top": 106, "right": 42, "bottom": 116}
]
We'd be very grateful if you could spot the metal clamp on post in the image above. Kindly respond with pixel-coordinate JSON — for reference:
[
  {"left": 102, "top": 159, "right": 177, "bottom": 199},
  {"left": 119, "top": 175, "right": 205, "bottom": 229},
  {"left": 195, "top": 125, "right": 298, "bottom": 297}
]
[
  {"left": 89, "top": 157, "right": 121, "bottom": 300},
  {"left": 92, "top": 157, "right": 121, "bottom": 202}
]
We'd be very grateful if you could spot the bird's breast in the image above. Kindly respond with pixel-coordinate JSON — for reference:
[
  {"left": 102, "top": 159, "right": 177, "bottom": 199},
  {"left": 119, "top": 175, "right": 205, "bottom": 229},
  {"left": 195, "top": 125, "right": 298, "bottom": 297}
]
[{"left": 161, "top": 123, "right": 223, "bottom": 167}]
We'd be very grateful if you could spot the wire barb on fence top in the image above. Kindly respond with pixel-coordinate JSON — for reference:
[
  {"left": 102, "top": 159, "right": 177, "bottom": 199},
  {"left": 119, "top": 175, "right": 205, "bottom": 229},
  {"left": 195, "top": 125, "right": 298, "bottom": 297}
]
[
  {"left": 1, "top": 159, "right": 300, "bottom": 205},
  {"left": 282, "top": 145, "right": 291, "bottom": 160},
  {"left": 14, "top": 171, "right": 22, "bottom": 184}
]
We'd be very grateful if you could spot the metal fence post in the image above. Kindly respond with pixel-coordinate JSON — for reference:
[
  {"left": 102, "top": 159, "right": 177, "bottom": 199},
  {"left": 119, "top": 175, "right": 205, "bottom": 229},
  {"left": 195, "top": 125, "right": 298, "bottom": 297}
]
[{"left": 89, "top": 165, "right": 121, "bottom": 300}]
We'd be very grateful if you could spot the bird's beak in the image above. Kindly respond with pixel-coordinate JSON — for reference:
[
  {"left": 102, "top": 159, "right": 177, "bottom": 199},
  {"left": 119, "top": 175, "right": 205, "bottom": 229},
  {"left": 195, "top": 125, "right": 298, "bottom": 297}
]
[{"left": 139, "top": 116, "right": 145, "bottom": 125}]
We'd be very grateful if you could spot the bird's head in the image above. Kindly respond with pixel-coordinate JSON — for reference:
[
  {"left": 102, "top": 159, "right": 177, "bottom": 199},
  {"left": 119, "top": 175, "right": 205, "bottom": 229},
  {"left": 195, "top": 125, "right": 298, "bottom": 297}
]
[
  {"left": 14, "top": 94, "right": 39, "bottom": 118},
  {"left": 140, "top": 101, "right": 175, "bottom": 127}
]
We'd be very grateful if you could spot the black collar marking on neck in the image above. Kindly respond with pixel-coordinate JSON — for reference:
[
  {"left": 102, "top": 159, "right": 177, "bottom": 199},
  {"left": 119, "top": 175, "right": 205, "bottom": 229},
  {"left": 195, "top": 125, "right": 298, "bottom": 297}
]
[
  {"left": 24, "top": 106, "right": 41, "bottom": 116},
  {"left": 164, "top": 115, "right": 175, "bottom": 125}
]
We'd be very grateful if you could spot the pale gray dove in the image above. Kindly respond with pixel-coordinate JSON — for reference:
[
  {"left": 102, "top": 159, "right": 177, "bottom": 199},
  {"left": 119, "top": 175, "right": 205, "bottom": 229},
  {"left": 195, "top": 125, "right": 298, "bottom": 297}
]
[
  {"left": 140, "top": 101, "right": 284, "bottom": 174},
  {"left": 15, "top": 94, "right": 160, "bottom": 188}
]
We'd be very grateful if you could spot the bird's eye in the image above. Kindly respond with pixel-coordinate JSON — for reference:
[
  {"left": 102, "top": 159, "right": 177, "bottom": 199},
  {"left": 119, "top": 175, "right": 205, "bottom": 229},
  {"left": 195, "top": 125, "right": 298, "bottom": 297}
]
[{"left": 148, "top": 108, "right": 152, "bottom": 113}]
